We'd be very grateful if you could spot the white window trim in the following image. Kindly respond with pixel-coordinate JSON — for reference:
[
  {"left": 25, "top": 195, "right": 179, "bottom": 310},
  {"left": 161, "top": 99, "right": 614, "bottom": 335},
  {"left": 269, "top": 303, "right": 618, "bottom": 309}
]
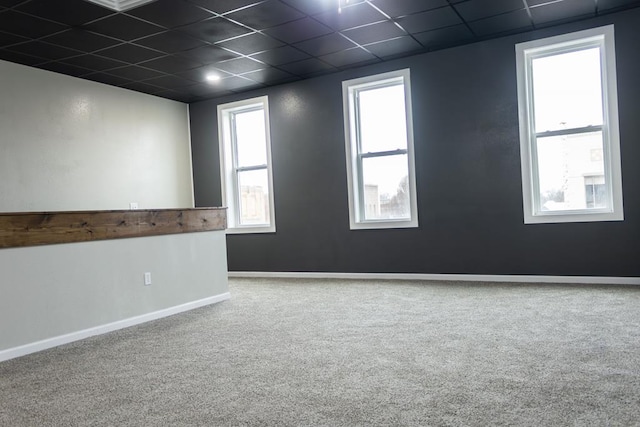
[
  {"left": 218, "top": 96, "right": 276, "bottom": 234},
  {"left": 516, "top": 25, "right": 623, "bottom": 224},
  {"left": 342, "top": 69, "right": 419, "bottom": 230}
]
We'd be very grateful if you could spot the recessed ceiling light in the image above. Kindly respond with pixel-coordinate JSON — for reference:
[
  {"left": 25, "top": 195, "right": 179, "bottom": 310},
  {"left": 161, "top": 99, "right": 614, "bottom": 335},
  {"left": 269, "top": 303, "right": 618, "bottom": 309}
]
[
  {"left": 206, "top": 74, "right": 221, "bottom": 83},
  {"left": 83, "top": 0, "right": 158, "bottom": 12},
  {"left": 338, "top": 0, "right": 350, "bottom": 13}
]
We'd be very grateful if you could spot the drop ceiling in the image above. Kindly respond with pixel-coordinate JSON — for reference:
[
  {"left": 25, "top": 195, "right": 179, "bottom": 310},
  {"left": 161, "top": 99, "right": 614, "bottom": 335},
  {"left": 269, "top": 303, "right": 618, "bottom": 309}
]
[{"left": 0, "top": 0, "right": 638, "bottom": 103}]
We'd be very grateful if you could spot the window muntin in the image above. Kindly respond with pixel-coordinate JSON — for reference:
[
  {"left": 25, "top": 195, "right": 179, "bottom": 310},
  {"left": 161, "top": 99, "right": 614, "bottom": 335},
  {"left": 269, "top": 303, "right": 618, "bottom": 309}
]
[
  {"left": 218, "top": 96, "right": 275, "bottom": 233},
  {"left": 516, "top": 25, "right": 623, "bottom": 224},
  {"left": 343, "top": 69, "right": 418, "bottom": 229}
]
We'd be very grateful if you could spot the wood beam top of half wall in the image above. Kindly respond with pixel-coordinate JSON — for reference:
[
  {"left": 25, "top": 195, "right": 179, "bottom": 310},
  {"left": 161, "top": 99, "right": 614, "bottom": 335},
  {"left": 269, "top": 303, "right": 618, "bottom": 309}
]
[{"left": 0, "top": 208, "right": 227, "bottom": 249}]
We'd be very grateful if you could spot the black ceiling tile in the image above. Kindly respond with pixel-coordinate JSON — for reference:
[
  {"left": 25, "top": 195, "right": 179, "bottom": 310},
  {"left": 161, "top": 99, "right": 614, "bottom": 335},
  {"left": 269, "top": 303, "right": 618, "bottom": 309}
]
[
  {"left": 319, "top": 46, "right": 378, "bottom": 67},
  {"left": 179, "top": 44, "right": 238, "bottom": 63},
  {"left": 396, "top": 6, "right": 462, "bottom": 33},
  {"left": 138, "top": 54, "right": 202, "bottom": 73},
  {"left": 530, "top": 0, "right": 596, "bottom": 25},
  {"left": 294, "top": 33, "right": 357, "bottom": 56},
  {"left": 15, "top": 0, "right": 114, "bottom": 26},
  {"left": 240, "top": 67, "right": 295, "bottom": 83},
  {"left": 143, "top": 74, "right": 197, "bottom": 89},
  {"left": 264, "top": 17, "right": 333, "bottom": 44},
  {"left": 83, "top": 72, "right": 132, "bottom": 86},
  {"left": 154, "top": 89, "right": 196, "bottom": 103},
  {"left": 62, "top": 54, "right": 127, "bottom": 71},
  {"left": 280, "top": 0, "right": 347, "bottom": 15},
  {"left": 525, "top": 0, "right": 555, "bottom": 5},
  {"left": 214, "top": 57, "right": 265, "bottom": 73},
  {"left": 363, "top": 35, "right": 423, "bottom": 58},
  {"left": 454, "top": 0, "right": 525, "bottom": 22},
  {"left": 468, "top": 8, "right": 533, "bottom": 36},
  {"left": 126, "top": 0, "right": 214, "bottom": 28},
  {"left": 0, "top": 0, "right": 24, "bottom": 7},
  {"left": 185, "top": 83, "right": 235, "bottom": 100},
  {"left": 224, "top": 0, "right": 305, "bottom": 30},
  {"left": 0, "top": 31, "right": 28, "bottom": 47},
  {"left": 342, "top": 21, "right": 406, "bottom": 45},
  {"left": 6, "top": 41, "right": 82, "bottom": 61},
  {"left": 36, "top": 61, "right": 92, "bottom": 77},
  {"left": 135, "top": 31, "right": 205, "bottom": 53},
  {"left": 216, "top": 75, "right": 263, "bottom": 90},
  {"left": 41, "top": 29, "right": 120, "bottom": 53},
  {"left": 119, "top": 81, "right": 166, "bottom": 94},
  {"left": 179, "top": 17, "right": 252, "bottom": 43},
  {"left": 83, "top": 14, "right": 164, "bottom": 41},
  {"left": 217, "top": 32, "right": 284, "bottom": 55},
  {"left": 0, "top": 48, "right": 45, "bottom": 66},
  {"left": 0, "top": 11, "right": 68, "bottom": 38},
  {"left": 177, "top": 65, "right": 232, "bottom": 83},
  {"left": 249, "top": 45, "right": 310, "bottom": 65},
  {"left": 181, "top": 81, "right": 214, "bottom": 95},
  {"left": 313, "top": 2, "right": 388, "bottom": 31},
  {"left": 370, "top": 0, "right": 449, "bottom": 18},
  {"left": 104, "top": 65, "right": 164, "bottom": 80},
  {"left": 413, "top": 24, "right": 475, "bottom": 49},
  {"left": 278, "top": 57, "right": 335, "bottom": 76},
  {"left": 188, "top": 0, "right": 258, "bottom": 14},
  {"left": 597, "top": 0, "right": 640, "bottom": 12},
  {"left": 97, "top": 43, "right": 164, "bottom": 63}
]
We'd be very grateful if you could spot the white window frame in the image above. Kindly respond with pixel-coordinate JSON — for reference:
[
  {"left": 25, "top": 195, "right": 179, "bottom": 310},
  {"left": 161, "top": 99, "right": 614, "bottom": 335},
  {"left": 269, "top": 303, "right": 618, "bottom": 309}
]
[
  {"left": 218, "top": 96, "right": 276, "bottom": 234},
  {"left": 342, "top": 69, "right": 418, "bottom": 230},
  {"left": 516, "top": 25, "right": 624, "bottom": 224}
]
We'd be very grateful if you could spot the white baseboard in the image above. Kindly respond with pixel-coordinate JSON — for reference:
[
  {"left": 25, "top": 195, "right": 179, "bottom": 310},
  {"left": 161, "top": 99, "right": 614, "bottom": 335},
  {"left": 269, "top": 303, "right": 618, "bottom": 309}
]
[
  {"left": 228, "top": 271, "right": 640, "bottom": 285},
  {"left": 0, "top": 292, "right": 230, "bottom": 363}
]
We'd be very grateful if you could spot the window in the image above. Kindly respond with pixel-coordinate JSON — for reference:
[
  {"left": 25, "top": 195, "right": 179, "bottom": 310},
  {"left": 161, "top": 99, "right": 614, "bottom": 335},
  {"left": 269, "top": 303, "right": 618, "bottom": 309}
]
[
  {"left": 516, "top": 25, "right": 623, "bottom": 224},
  {"left": 342, "top": 69, "right": 418, "bottom": 230},
  {"left": 218, "top": 96, "right": 275, "bottom": 233}
]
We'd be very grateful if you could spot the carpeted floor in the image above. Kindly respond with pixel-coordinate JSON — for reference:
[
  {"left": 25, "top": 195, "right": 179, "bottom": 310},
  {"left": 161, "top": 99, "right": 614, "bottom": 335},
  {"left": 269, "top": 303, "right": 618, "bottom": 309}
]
[{"left": 1, "top": 278, "right": 640, "bottom": 426}]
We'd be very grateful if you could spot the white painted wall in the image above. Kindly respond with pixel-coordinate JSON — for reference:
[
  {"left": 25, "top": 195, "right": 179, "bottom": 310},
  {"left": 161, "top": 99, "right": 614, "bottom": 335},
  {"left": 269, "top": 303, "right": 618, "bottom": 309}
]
[
  {"left": 0, "top": 60, "right": 229, "bottom": 362},
  {"left": 0, "top": 231, "right": 229, "bottom": 359},
  {"left": 0, "top": 59, "right": 194, "bottom": 212}
]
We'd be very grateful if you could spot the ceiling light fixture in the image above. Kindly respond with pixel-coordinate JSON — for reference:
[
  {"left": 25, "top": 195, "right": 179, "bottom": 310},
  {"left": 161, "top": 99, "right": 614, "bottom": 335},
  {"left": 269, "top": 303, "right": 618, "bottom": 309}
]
[
  {"left": 206, "top": 74, "right": 221, "bottom": 83},
  {"left": 338, "top": 0, "right": 350, "bottom": 14},
  {"left": 83, "top": 0, "right": 158, "bottom": 12}
]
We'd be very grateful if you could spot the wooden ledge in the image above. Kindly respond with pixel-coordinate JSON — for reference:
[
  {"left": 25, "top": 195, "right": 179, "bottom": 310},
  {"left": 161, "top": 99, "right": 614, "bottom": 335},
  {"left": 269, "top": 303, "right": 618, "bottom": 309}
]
[{"left": 0, "top": 207, "right": 226, "bottom": 249}]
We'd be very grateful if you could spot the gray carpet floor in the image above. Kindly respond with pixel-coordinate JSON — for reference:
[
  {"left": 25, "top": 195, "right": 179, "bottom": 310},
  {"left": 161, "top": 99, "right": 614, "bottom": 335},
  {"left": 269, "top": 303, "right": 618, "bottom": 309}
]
[{"left": 1, "top": 278, "right": 640, "bottom": 426}]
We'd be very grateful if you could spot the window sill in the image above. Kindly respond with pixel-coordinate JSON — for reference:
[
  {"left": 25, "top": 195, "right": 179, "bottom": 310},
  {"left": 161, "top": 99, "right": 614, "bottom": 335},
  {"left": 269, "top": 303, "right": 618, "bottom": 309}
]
[
  {"left": 524, "top": 210, "right": 623, "bottom": 224},
  {"left": 226, "top": 225, "right": 276, "bottom": 234},
  {"left": 350, "top": 219, "right": 418, "bottom": 230}
]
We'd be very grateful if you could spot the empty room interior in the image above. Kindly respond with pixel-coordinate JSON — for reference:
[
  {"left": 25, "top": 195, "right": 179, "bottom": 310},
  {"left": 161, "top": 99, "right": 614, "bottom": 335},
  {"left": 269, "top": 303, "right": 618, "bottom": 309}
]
[{"left": 1, "top": 0, "right": 639, "bottom": 425}]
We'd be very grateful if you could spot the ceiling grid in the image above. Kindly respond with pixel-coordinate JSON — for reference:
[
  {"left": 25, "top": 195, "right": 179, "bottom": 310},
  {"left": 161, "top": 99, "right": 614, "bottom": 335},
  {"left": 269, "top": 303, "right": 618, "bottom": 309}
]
[{"left": 0, "top": 0, "right": 638, "bottom": 102}]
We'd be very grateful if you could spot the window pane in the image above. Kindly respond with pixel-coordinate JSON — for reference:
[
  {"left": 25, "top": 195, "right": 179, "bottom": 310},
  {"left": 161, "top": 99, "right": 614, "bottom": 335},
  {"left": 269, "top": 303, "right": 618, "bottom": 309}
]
[
  {"left": 532, "top": 47, "right": 603, "bottom": 132},
  {"left": 238, "top": 169, "right": 270, "bottom": 225},
  {"left": 585, "top": 175, "right": 606, "bottom": 208},
  {"left": 234, "top": 109, "right": 267, "bottom": 167},
  {"left": 361, "top": 154, "right": 410, "bottom": 220},
  {"left": 358, "top": 83, "right": 407, "bottom": 153},
  {"left": 536, "top": 131, "right": 606, "bottom": 211}
]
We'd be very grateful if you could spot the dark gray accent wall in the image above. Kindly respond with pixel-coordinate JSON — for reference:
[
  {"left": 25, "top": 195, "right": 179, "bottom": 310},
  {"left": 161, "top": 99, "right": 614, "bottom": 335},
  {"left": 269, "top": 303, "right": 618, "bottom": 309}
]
[{"left": 190, "top": 8, "right": 640, "bottom": 277}]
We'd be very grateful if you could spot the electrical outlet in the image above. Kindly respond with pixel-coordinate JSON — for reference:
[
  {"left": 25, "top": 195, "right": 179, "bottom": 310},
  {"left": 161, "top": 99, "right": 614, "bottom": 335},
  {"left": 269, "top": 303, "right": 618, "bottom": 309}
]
[
  {"left": 129, "top": 202, "right": 139, "bottom": 210},
  {"left": 144, "top": 272, "right": 152, "bottom": 286}
]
